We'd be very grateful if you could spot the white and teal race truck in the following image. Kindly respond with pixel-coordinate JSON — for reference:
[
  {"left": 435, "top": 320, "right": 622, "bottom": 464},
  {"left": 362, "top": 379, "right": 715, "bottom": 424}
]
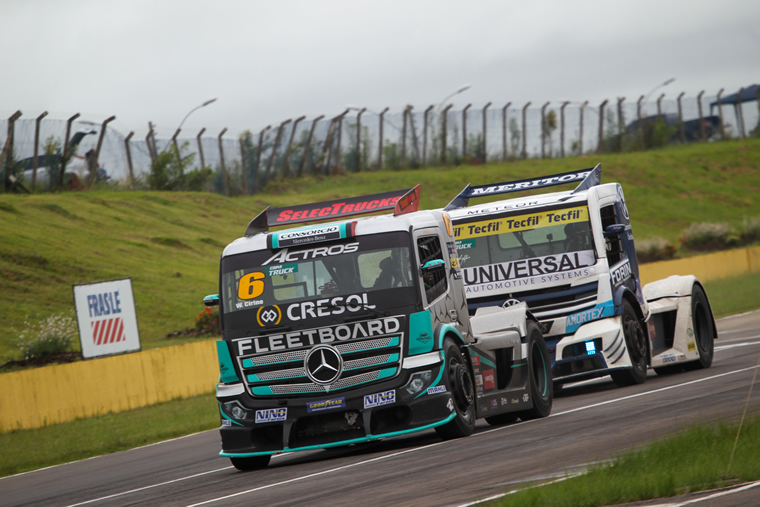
[
  {"left": 205, "top": 187, "right": 553, "bottom": 470},
  {"left": 445, "top": 166, "right": 717, "bottom": 390}
]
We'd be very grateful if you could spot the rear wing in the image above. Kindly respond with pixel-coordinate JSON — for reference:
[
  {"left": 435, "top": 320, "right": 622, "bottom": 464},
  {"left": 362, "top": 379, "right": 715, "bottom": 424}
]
[
  {"left": 444, "top": 164, "right": 601, "bottom": 210},
  {"left": 245, "top": 185, "right": 421, "bottom": 236}
]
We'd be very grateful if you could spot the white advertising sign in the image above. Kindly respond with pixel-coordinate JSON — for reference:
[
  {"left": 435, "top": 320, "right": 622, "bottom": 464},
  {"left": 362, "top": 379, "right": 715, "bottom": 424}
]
[{"left": 73, "top": 278, "right": 141, "bottom": 359}]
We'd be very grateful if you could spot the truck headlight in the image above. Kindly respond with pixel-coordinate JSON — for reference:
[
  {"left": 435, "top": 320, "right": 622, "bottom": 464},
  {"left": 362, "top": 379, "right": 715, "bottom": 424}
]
[
  {"left": 223, "top": 401, "right": 249, "bottom": 420},
  {"left": 404, "top": 370, "right": 432, "bottom": 395}
]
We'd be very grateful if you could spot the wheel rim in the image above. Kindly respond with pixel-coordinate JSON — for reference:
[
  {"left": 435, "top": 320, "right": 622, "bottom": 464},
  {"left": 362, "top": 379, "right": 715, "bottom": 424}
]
[
  {"left": 624, "top": 315, "right": 647, "bottom": 362},
  {"left": 450, "top": 358, "right": 474, "bottom": 412},
  {"left": 531, "top": 341, "right": 548, "bottom": 398}
]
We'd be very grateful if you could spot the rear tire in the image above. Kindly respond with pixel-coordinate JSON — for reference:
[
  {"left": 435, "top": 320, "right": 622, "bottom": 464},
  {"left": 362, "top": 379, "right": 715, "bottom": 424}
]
[
  {"left": 230, "top": 454, "right": 271, "bottom": 471},
  {"left": 611, "top": 300, "right": 648, "bottom": 388},
  {"left": 435, "top": 337, "right": 476, "bottom": 440},
  {"left": 517, "top": 321, "right": 553, "bottom": 421},
  {"left": 684, "top": 285, "right": 714, "bottom": 371}
]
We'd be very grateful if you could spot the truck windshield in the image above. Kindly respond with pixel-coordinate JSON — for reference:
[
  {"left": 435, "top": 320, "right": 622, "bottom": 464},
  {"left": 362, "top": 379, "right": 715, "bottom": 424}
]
[
  {"left": 453, "top": 205, "right": 596, "bottom": 291},
  {"left": 220, "top": 231, "right": 415, "bottom": 317}
]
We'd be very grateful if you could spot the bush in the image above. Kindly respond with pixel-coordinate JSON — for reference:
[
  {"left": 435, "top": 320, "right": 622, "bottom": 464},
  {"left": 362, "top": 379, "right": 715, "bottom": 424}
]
[
  {"left": 741, "top": 216, "right": 760, "bottom": 244},
  {"left": 16, "top": 313, "right": 77, "bottom": 360},
  {"left": 195, "top": 307, "right": 219, "bottom": 334},
  {"left": 636, "top": 237, "right": 677, "bottom": 263},
  {"left": 679, "top": 222, "right": 737, "bottom": 251}
]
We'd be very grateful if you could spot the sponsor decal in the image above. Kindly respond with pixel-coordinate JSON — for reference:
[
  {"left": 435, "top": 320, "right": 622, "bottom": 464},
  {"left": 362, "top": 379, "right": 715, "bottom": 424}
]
[
  {"left": 491, "top": 399, "right": 498, "bottom": 409},
  {"left": 465, "top": 171, "right": 592, "bottom": 198},
  {"left": 86, "top": 291, "right": 123, "bottom": 317},
  {"left": 447, "top": 398, "right": 454, "bottom": 411},
  {"left": 648, "top": 321, "right": 656, "bottom": 338},
  {"left": 463, "top": 251, "right": 595, "bottom": 297},
  {"left": 450, "top": 257, "right": 460, "bottom": 268},
  {"left": 677, "top": 354, "right": 686, "bottom": 361},
  {"left": 455, "top": 239, "right": 476, "bottom": 250},
  {"left": 417, "top": 331, "right": 432, "bottom": 345},
  {"left": 235, "top": 316, "right": 403, "bottom": 355},
  {"left": 221, "top": 419, "right": 232, "bottom": 426},
  {"left": 307, "top": 397, "right": 346, "bottom": 413},
  {"left": 345, "top": 411, "right": 359, "bottom": 425},
  {"left": 285, "top": 293, "right": 375, "bottom": 321},
  {"left": 274, "top": 225, "right": 343, "bottom": 248},
  {"left": 522, "top": 393, "right": 529, "bottom": 402},
  {"left": 462, "top": 200, "right": 541, "bottom": 216},
  {"left": 271, "top": 191, "right": 410, "bottom": 225},
  {"left": 501, "top": 397, "right": 509, "bottom": 406},
  {"left": 483, "top": 369, "right": 496, "bottom": 390},
  {"left": 454, "top": 206, "right": 589, "bottom": 240},
  {"left": 256, "top": 305, "right": 282, "bottom": 327},
  {"left": 687, "top": 328, "right": 694, "bottom": 337},
  {"left": 266, "top": 263, "right": 298, "bottom": 277},
  {"left": 427, "top": 385, "right": 447, "bottom": 395},
  {"left": 255, "top": 408, "right": 288, "bottom": 423},
  {"left": 687, "top": 342, "right": 696, "bottom": 352},
  {"left": 662, "top": 354, "right": 676, "bottom": 364},
  {"left": 90, "top": 317, "right": 126, "bottom": 345},
  {"left": 471, "top": 355, "right": 481, "bottom": 367},
  {"left": 610, "top": 259, "right": 632, "bottom": 286},
  {"left": 511, "top": 398, "right": 519, "bottom": 404},
  {"left": 617, "top": 186, "right": 630, "bottom": 220},
  {"left": 364, "top": 390, "right": 396, "bottom": 409},
  {"left": 475, "top": 374, "right": 484, "bottom": 397},
  {"left": 565, "top": 300, "right": 615, "bottom": 333},
  {"left": 263, "top": 242, "right": 360, "bottom": 266}
]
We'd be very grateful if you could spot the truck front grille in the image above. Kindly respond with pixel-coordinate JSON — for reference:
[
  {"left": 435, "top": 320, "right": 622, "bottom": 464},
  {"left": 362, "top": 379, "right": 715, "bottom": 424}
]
[
  {"left": 238, "top": 336, "right": 402, "bottom": 397},
  {"left": 520, "top": 281, "right": 598, "bottom": 320}
]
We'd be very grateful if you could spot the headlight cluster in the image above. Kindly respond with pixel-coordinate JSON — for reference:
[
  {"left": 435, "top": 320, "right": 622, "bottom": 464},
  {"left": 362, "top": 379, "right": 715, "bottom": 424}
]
[
  {"left": 223, "top": 401, "right": 249, "bottom": 420},
  {"left": 403, "top": 370, "right": 432, "bottom": 395}
]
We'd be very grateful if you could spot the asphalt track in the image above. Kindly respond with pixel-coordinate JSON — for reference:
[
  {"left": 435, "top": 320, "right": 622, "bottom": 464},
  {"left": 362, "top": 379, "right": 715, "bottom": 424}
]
[{"left": 3, "top": 311, "right": 759, "bottom": 507}]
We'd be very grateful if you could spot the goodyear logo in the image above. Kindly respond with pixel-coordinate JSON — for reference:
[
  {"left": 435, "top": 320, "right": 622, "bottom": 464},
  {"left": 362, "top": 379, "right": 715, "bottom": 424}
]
[
  {"left": 364, "top": 390, "right": 396, "bottom": 409},
  {"left": 307, "top": 397, "right": 346, "bottom": 413},
  {"left": 255, "top": 408, "right": 287, "bottom": 423}
]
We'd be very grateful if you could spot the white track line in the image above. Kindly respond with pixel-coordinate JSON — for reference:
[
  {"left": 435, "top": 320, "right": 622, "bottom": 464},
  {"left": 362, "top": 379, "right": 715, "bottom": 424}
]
[{"left": 186, "top": 363, "right": 760, "bottom": 507}]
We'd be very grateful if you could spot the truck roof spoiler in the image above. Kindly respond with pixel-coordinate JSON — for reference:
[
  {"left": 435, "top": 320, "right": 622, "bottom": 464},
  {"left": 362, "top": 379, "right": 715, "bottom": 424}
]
[
  {"left": 444, "top": 164, "right": 602, "bottom": 210},
  {"left": 245, "top": 185, "right": 421, "bottom": 236}
]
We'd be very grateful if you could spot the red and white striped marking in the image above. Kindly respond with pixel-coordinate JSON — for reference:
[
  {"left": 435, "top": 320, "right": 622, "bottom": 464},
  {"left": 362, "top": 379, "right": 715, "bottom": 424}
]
[{"left": 91, "top": 317, "right": 125, "bottom": 345}]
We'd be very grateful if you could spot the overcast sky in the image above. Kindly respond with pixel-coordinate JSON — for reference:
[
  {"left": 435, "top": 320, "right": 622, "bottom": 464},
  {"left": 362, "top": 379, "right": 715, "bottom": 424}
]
[{"left": 2, "top": 0, "right": 759, "bottom": 140}]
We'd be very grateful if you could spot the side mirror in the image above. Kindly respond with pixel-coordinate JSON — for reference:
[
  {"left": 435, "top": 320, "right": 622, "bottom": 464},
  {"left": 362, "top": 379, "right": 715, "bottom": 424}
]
[
  {"left": 420, "top": 259, "right": 445, "bottom": 273},
  {"left": 604, "top": 224, "right": 626, "bottom": 238},
  {"left": 203, "top": 294, "right": 219, "bottom": 307}
]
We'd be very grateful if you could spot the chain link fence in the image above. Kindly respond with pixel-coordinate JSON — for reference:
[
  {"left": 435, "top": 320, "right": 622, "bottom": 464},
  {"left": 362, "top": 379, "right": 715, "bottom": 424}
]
[{"left": 2, "top": 85, "right": 758, "bottom": 195}]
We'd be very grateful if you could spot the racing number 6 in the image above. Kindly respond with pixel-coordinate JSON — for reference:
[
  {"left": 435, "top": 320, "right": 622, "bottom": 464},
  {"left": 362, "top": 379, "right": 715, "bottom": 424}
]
[{"left": 238, "top": 272, "right": 265, "bottom": 300}]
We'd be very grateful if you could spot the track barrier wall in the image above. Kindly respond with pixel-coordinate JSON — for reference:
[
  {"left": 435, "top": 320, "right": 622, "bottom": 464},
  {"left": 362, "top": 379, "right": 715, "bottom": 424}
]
[{"left": 1, "top": 245, "right": 759, "bottom": 432}]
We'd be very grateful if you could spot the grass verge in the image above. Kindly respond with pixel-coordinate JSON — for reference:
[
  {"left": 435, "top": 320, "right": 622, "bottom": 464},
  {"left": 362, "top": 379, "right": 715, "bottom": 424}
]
[
  {"left": 488, "top": 415, "right": 760, "bottom": 507},
  {"left": 703, "top": 270, "right": 760, "bottom": 318},
  {"left": 0, "top": 392, "right": 218, "bottom": 478}
]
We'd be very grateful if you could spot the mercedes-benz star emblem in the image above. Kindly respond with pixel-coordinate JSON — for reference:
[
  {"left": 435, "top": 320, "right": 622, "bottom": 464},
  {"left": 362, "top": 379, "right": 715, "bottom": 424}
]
[
  {"left": 503, "top": 298, "right": 521, "bottom": 307},
  {"left": 304, "top": 345, "right": 343, "bottom": 385}
]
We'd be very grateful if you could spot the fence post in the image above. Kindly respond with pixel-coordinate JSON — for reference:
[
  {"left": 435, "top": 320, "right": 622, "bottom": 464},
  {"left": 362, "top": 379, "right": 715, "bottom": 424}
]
[
  {"left": 91, "top": 116, "right": 115, "bottom": 187},
  {"left": 146, "top": 122, "right": 156, "bottom": 165},
  {"left": 266, "top": 119, "right": 291, "bottom": 182},
  {"left": 32, "top": 111, "right": 48, "bottom": 191},
  {"left": 1, "top": 111, "right": 22, "bottom": 192},
  {"left": 196, "top": 128, "right": 206, "bottom": 169},
  {"left": 218, "top": 128, "right": 228, "bottom": 196},
  {"left": 502, "top": 102, "right": 511, "bottom": 161},
  {"left": 442, "top": 104, "right": 453, "bottom": 165},
  {"left": 597, "top": 99, "right": 608, "bottom": 154},
  {"left": 321, "top": 117, "right": 338, "bottom": 175},
  {"left": 579, "top": 101, "right": 588, "bottom": 155},
  {"left": 402, "top": 106, "right": 409, "bottom": 168},
  {"left": 171, "top": 128, "right": 181, "bottom": 162},
  {"left": 281, "top": 116, "right": 305, "bottom": 177},
  {"left": 354, "top": 110, "right": 365, "bottom": 171},
  {"left": 736, "top": 87, "right": 746, "bottom": 139},
  {"left": 334, "top": 110, "right": 348, "bottom": 174},
  {"left": 540, "top": 102, "right": 549, "bottom": 159},
  {"left": 254, "top": 125, "right": 271, "bottom": 192},
  {"left": 423, "top": 105, "right": 433, "bottom": 166},
  {"left": 616, "top": 97, "right": 625, "bottom": 152},
  {"left": 378, "top": 107, "right": 389, "bottom": 169},
  {"left": 298, "top": 117, "right": 321, "bottom": 177},
  {"left": 677, "top": 92, "right": 686, "bottom": 143},
  {"left": 124, "top": 132, "right": 135, "bottom": 189},
  {"left": 757, "top": 87, "right": 760, "bottom": 133},
  {"left": 636, "top": 96, "right": 644, "bottom": 147},
  {"left": 462, "top": 104, "right": 471, "bottom": 160},
  {"left": 482, "top": 102, "right": 491, "bottom": 163},
  {"left": 521, "top": 102, "right": 531, "bottom": 159},
  {"left": 60, "top": 113, "right": 80, "bottom": 188},
  {"left": 656, "top": 93, "right": 665, "bottom": 121},
  {"left": 716, "top": 88, "right": 726, "bottom": 140},
  {"left": 239, "top": 136, "right": 248, "bottom": 195},
  {"left": 696, "top": 91, "right": 705, "bottom": 142},
  {"left": 559, "top": 102, "right": 569, "bottom": 158}
]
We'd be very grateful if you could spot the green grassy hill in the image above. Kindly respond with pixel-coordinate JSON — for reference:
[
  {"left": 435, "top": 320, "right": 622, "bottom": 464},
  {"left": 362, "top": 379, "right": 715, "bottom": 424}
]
[{"left": 1, "top": 138, "right": 759, "bottom": 361}]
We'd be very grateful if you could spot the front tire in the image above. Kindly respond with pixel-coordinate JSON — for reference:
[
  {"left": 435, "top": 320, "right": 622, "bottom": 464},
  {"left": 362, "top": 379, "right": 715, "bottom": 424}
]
[
  {"left": 517, "top": 321, "right": 553, "bottom": 420},
  {"left": 435, "top": 337, "right": 476, "bottom": 440},
  {"left": 230, "top": 455, "right": 271, "bottom": 471},
  {"left": 684, "top": 285, "right": 714, "bottom": 370},
  {"left": 611, "top": 300, "right": 648, "bottom": 387}
]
